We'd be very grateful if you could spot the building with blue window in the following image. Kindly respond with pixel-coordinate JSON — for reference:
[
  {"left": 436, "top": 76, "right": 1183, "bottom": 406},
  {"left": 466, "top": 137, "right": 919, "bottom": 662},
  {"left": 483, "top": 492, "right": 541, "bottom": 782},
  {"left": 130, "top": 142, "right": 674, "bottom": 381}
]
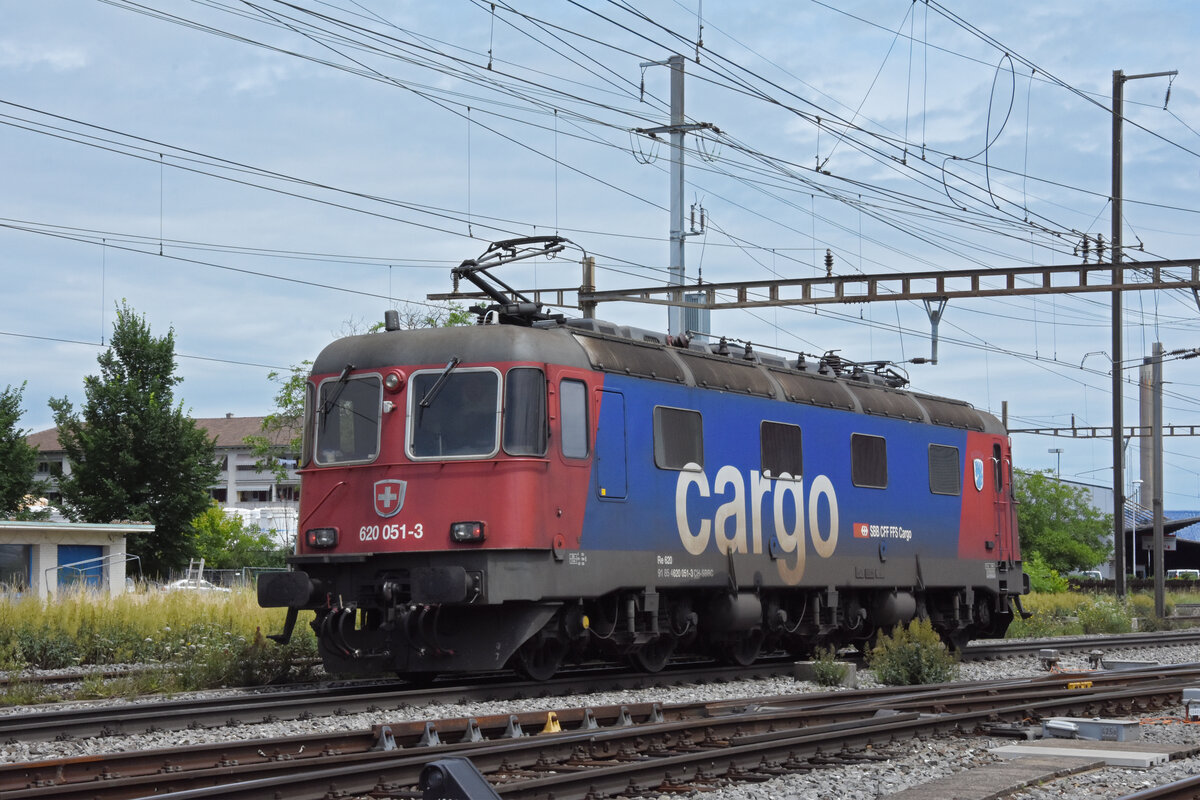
[{"left": 0, "top": 520, "right": 152, "bottom": 598}]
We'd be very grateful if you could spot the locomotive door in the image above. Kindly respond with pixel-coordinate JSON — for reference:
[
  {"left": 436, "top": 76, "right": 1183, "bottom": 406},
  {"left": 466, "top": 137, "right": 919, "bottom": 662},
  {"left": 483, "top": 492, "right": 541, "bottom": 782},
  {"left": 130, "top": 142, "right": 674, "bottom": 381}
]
[
  {"left": 595, "top": 390, "right": 627, "bottom": 500},
  {"left": 992, "top": 442, "right": 1017, "bottom": 563}
]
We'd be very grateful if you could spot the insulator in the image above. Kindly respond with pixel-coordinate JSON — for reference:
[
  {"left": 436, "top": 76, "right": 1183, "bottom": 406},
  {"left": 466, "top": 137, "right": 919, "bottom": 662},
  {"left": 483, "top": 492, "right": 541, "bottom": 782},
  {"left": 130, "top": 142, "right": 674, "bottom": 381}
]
[
  {"left": 1095, "top": 234, "right": 1105, "bottom": 262},
  {"left": 824, "top": 248, "right": 834, "bottom": 277}
]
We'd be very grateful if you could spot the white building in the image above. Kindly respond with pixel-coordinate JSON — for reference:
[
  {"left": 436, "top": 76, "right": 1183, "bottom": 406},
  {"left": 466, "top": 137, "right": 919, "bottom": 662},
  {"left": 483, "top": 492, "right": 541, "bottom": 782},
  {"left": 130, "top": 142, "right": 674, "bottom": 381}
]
[
  {"left": 25, "top": 414, "right": 299, "bottom": 545},
  {"left": 0, "top": 519, "right": 152, "bottom": 598}
]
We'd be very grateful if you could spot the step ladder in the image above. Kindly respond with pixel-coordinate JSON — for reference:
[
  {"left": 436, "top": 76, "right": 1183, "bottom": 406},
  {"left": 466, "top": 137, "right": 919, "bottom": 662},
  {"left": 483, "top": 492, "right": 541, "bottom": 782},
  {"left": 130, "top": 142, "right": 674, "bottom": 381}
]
[{"left": 185, "top": 557, "right": 206, "bottom": 584}]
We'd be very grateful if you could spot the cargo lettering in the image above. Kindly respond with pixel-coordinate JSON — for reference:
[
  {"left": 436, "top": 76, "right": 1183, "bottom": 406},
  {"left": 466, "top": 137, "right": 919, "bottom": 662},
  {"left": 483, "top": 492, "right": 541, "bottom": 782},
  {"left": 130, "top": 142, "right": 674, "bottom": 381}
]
[{"left": 675, "top": 465, "right": 838, "bottom": 584}]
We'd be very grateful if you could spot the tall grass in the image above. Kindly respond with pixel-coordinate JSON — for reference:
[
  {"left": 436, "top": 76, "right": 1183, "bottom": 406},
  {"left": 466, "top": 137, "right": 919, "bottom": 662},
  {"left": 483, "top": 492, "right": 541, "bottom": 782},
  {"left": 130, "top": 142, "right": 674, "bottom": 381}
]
[
  {"left": 0, "top": 586, "right": 317, "bottom": 702},
  {"left": 1006, "top": 590, "right": 1186, "bottom": 638}
]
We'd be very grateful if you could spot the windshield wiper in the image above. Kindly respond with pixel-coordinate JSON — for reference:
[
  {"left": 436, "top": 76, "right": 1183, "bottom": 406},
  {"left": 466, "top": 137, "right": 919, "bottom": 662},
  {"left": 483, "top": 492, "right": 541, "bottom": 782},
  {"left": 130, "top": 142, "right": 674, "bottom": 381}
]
[
  {"left": 419, "top": 357, "right": 461, "bottom": 408},
  {"left": 319, "top": 364, "right": 355, "bottom": 430}
]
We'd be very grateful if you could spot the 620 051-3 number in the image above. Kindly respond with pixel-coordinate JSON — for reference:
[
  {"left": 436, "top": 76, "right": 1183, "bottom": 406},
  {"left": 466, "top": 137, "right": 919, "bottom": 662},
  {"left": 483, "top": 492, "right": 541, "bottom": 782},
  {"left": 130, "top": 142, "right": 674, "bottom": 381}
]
[{"left": 359, "top": 523, "right": 424, "bottom": 542}]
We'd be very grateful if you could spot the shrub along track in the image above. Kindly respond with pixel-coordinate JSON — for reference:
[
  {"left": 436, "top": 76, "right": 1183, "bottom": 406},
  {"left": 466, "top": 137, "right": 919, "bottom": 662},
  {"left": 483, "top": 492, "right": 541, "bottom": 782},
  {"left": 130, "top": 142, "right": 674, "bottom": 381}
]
[{"left": 1, "top": 663, "right": 1194, "bottom": 800}]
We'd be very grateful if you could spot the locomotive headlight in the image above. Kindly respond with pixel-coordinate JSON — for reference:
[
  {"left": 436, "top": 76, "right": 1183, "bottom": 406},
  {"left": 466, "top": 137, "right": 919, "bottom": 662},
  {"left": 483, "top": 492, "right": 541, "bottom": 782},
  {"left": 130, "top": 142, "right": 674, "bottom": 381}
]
[
  {"left": 384, "top": 371, "right": 405, "bottom": 392},
  {"left": 450, "top": 521, "right": 485, "bottom": 543},
  {"left": 305, "top": 527, "right": 338, "bottom": 548}
]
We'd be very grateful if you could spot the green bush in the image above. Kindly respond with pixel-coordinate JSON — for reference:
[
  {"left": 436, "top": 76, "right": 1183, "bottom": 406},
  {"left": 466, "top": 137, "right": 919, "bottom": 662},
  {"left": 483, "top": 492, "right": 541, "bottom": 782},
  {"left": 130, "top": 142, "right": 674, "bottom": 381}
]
[
  {"left": 1076, "top": 596, "right": 1132, "bottom": 634},
  {"left": 1005, "top": 609, "right": 1083, "bottom": 638},
  {"left": 14, "top": 625, "right": 79, "bottom": 669},
  {"left": 1024, "top": 552, "right": 1069, "bottom": 594},
  {"left": 1127, "top": 594, "right": 1173, "bottom": 632},
  {"left": 810, "top": 646, "right": 848, "bottom": 687},
  {"left": 172, "top": 628, "right": 318, "bottom": 689},
  {"left": 867, "top": 618, "right": 958, "bottom": 685}
]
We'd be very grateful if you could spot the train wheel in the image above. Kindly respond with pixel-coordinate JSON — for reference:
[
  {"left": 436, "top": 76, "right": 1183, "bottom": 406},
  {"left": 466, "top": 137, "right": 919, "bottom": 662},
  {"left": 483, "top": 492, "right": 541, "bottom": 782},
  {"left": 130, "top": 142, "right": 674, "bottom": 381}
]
[
  {"left": 718, "top": 630, "right": 763, "bottom": 667},
  {"left": 512, "top": 637, "right": 566, "bottom": 681},
  {"left": 629, "top": 635, "right": 676, "bottom": 673}
]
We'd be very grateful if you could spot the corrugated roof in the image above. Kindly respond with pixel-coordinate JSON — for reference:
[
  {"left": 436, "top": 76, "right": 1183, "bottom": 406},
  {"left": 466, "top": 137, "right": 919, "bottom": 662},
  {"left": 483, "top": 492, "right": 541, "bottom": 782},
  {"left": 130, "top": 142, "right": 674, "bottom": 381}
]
[
  {"left": 26, "top": 416, "right": 298, "bottom": 453},
  {"left": 1169, "top": 511, "right": 1200, "bottom": 542}
]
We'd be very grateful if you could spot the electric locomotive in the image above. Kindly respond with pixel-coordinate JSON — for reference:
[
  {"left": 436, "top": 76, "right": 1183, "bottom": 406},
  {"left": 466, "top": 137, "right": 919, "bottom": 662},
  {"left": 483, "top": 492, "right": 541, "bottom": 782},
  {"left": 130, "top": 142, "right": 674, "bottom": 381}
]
[{"left": 259, "top": 236, "right": 1027, "bottom": 680}]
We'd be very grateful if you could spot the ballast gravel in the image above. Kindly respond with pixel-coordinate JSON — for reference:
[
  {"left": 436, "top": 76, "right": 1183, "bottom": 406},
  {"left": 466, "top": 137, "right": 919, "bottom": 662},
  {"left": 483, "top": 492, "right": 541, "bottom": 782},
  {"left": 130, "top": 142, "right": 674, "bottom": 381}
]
[{"left": 4, "top": 641, "right": 1200, "bottom": 800}]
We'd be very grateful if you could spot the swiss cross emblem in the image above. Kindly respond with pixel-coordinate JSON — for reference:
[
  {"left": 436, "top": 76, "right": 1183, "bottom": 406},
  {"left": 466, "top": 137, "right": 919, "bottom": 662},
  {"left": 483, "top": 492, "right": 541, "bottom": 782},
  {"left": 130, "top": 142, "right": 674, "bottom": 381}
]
[{"left": 374, "top": 479, "right": 407, "bottom": 518}]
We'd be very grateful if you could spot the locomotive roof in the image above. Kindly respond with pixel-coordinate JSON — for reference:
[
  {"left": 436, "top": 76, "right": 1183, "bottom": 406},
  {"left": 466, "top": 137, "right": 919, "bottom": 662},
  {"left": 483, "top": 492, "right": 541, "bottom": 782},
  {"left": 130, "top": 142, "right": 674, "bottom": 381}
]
[
  {"left": 312, "top": 319, "right": 1005, "bottom": 435},
  {"left": 312, "top": 323, "right": 595, "bottom": 374}
]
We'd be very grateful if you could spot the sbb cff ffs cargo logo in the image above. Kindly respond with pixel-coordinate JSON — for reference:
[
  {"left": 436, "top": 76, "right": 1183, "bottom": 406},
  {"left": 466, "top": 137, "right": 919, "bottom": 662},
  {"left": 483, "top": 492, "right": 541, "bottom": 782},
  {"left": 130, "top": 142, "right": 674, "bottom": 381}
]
[{"left": 374, "top": 480, "right": 407, "bottom": 518}]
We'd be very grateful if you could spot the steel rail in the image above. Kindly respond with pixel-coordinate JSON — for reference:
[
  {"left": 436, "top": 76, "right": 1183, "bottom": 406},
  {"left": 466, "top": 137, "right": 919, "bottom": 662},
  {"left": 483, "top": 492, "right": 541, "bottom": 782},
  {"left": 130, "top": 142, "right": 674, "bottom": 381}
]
[
  {"left": 1116, "top": 773, "right": 1200, "bottom": 800},
  {"left": 961, "top": 629, "right": 1200, "bottom": 661}
]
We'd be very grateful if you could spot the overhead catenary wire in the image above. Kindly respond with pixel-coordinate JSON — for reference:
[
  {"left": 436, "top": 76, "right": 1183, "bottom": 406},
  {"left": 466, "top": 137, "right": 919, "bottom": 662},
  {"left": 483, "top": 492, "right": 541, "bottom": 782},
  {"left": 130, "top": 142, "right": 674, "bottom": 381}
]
[{"left": 7, "top": 0, "right": 1199, "bottom": 449}]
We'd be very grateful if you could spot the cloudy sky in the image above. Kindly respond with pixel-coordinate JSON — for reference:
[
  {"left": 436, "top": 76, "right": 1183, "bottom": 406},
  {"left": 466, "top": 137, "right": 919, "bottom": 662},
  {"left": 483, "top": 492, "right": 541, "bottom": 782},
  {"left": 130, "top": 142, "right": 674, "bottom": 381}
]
[{"left": 3, "top": 1, "right": 1199, "bottom": 506}]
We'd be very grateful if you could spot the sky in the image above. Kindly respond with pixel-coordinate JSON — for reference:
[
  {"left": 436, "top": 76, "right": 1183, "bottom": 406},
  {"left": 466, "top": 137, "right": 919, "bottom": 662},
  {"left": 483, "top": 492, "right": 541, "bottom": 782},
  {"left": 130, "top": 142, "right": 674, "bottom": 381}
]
[{"left": 2, "top": 1, "right": 1200, "bottom": 506}]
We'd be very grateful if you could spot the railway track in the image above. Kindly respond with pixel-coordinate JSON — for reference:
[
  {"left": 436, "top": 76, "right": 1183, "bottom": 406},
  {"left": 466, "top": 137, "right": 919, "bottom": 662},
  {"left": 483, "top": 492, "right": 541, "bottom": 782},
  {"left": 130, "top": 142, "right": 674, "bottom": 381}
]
[
  {"left": 1, "top": 663, "right": 1195, "bottom": 799},
  {"left": 0, "top": 659, "right": 795, "bottom": 742},
  {"left": 2, "top": 630, "right": 1198, "bottom": 799},
  {"left": 2, "top": 628, "right": 1195, "bottom": 743},
  {"left": 961, "top": 628, "right": 1200, "bottom": 661}
]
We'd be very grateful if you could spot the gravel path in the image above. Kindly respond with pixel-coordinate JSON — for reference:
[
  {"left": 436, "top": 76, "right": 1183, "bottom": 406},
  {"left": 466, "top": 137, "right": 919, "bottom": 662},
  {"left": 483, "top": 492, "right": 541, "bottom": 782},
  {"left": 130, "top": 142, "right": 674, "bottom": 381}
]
[{"left": 3, "top": 641, "right": 1200, "bottom": 799}]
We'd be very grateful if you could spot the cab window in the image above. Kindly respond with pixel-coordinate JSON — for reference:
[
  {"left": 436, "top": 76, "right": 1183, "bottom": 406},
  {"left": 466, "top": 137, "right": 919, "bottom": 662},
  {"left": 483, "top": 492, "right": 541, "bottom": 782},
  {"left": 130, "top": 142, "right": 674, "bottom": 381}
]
[
  {"left": 301, "top": 381, "right": 314, "bottom": 467},
  {"left": 503, "top": 368, "right": 547, "bottom": 456},
  {"left": 560, "top": 379, "right": 589, "bottom": 459},
  {"left": 314, "top": 375, "right": 382, "bottom": 464},
  {"left": 408, "top": 368, "right": 500, "bottom": 459}
]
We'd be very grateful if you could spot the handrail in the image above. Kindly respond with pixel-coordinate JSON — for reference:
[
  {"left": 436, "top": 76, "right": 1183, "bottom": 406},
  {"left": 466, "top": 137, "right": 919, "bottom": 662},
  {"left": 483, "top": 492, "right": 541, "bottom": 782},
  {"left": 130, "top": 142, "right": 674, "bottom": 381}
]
[{"left": 45, "top": 553, "right": 143, "bottom": 587}]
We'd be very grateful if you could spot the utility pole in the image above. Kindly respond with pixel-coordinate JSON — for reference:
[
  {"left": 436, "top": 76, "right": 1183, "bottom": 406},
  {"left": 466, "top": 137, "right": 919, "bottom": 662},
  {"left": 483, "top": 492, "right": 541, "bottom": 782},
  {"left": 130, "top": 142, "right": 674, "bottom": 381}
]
[
  {"left": 636, "top": 55, "right": 713, "bottom": 338},
  {"left": 1112, "top": 69, "right": 1124, "bottom": 595},
  {"left": 668, "top": 55, "right": 685, "bottom": 339},
  {"left": 1152, "top": 341, "right": 1165, "bottom": 616},
  {"left": 580, "top": 255, "right": 596, "bottom": 320},
  {"left": 1111, "top": 68, "right": 1176, "bottom": 597}
]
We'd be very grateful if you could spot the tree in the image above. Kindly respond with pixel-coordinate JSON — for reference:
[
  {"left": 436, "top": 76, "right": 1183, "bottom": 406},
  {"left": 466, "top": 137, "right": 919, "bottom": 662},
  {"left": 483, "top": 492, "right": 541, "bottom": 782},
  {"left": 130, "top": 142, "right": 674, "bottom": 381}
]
[
  {"left": 387, "top": 301, "right": 472, "bottom": 330},
  {"left": 339, "top": 301, "right": 472, "bottom": 338},
  {"left": 190, "top": 503, "right": 286, "bottom": 569},
  {"left": 244, "top": 362, "right": 308, "bottom": 483},
  {"left": 1014, "top": 468, "right": 1112, "bottom": 575},
  {"left": 0, "top": 383, "right": 38, "bottom": 518},
  {"left": 49, "top": 303, "right": 219, "bottom": 576}
]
